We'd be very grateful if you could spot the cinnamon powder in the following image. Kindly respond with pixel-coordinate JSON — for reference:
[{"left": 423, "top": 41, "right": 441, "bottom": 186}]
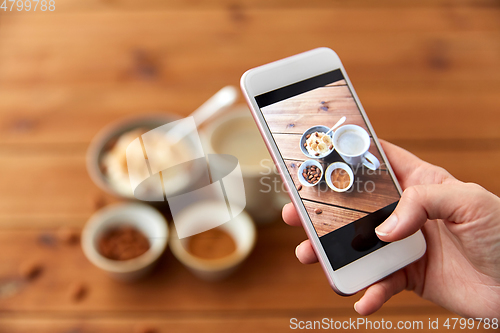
[
  {"left": 98, "top": 226, "right": 150, "bottom": 261},
  {"left": 187, "top": 228, "right": 236, "bottom": 260}
]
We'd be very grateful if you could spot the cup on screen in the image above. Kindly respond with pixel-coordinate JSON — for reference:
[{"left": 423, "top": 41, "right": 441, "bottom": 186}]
[{"left": 333, "top": 125, "right": 380, "bottom": 170}]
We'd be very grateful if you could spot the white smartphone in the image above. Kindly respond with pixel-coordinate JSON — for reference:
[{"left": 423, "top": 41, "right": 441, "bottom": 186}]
[{"left": 240, "top": 47, "right": 426, "bottom": 295}]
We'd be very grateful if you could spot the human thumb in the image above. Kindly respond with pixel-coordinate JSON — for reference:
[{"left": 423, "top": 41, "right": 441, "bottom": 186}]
[{"left": 375, "top": 182, "right": 496, "bottom": 243}]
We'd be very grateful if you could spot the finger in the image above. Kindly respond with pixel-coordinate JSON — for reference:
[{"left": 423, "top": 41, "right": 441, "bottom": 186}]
[
  {"left": 375, "top": 182, "right": 489, "bottom": 242},
  {"left": 379, "top": 140, "right": 454, "bottom": 188},
  {"left": 282, "top": 202, "right": 302, "bottom": 227},
  {"left": 354, "top": 269, "right": 407, "bottom": 316},
  {"left": 295, "top": 240, "right": 319, "bottom": 264}
]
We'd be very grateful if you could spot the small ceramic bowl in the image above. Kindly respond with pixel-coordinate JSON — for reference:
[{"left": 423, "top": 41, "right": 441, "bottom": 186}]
[
  {"left": 86, "top": 114, "right": 206, "bottom": 200},
  {"left": 299, "top": 125, "right": 335, "bottom": 159},
  {"left": 169, "top": 201, "right": 256, "bottom": 281},
  {"left": 81, "top": 202, "right": 168, "bottom": 281},
  {"left": 297, "top": 160, "right": 323, "bottom": 187},
  {"left": 325, "top": 162, "right": 354, "bottom": 192}
]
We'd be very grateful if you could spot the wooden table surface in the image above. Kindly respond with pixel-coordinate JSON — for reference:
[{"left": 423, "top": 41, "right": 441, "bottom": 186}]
[{"left": 0, "top": 1, "right": 499, "bottom": 332}]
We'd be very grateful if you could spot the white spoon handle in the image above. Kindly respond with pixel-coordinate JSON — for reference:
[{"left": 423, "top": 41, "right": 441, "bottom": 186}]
[
  {"left": 326, "top": 116, "right": 346, "bottom": 136},
  {"left": 190, "top": 86, "right": 238, "bottom": 127},
  {"left": 167, "top": 86, "right": 238, "bottom": 143}
]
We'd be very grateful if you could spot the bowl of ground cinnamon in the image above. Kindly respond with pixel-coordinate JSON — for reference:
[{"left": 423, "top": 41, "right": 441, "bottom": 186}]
[
  {"left": 169, "top": 201, "right": 256, "bottom": 281},
  {"left": 82, "top": 203, "right": 168, "bottom": 281},
  {"left": 325, "top": 162, "right": 354, "bottom": 193}
]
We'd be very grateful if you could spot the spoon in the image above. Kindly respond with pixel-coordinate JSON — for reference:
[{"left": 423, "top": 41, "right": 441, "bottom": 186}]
[
  {"left": 189, "top": 86, "right": 238, "bottom": 127},
  {"left": 325, "top": 116, "right": 346, "bottom": 136},
  {"left": 166, "top": 86, "right": 238, "bottom": 144}
]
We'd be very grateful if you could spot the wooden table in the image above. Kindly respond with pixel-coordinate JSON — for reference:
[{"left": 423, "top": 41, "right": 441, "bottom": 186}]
[{"left": 0, "top": 1, "right": 499, "bottom": 332}]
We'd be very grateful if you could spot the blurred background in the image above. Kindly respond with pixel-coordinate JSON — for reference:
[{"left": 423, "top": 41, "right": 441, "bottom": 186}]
[{"left": 0, "top": 0, "right": 499, "bottom": 332}]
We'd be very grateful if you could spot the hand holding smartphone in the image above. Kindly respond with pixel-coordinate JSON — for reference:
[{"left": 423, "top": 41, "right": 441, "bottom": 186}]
[{"left": 240, "top": 48, "right": 426, "bottom": 295}]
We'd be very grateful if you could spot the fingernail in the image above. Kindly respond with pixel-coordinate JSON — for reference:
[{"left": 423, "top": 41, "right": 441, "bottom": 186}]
[
  {"left": 354, "top": 301, "right": 360, "bottom": 313},
  {"left": 295, "top": 244, "right": 300, "bottom": 258},
  {"left": 375, "top": 214, "right": 398, "bottom": 236}
]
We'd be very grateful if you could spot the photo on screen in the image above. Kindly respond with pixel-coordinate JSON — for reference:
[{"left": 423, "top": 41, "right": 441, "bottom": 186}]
[{"left": 256, "top": 70, "right": 400, "bottom": 269}]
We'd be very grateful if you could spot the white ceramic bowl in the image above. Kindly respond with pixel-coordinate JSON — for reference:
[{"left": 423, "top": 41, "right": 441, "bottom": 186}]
[
  {"left": 81, "top": 202, "right": 168, "bottom": 281},
  {"left": 325, "top": 162, "right": 354, "bottom": 192},
  {"left": 299, "top": 125, "right": 335, "bottom": 159},
  {"left": 86, "top": 114, "right": 205, "bottom": 200},
  {"left": 297, "top": 160, "right": 324, "bottom": 187},
  {"left": 169, "top": 201, "right": 256, "bottom": 281}
]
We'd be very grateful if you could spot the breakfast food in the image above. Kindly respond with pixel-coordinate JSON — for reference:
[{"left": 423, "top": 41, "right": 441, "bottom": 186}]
[
  {"left": 302, "top": 165, "right": 322, "bottom": 185},
  {"left": 101, "top": 127, "right": 191, "bottom": 197},
  {"left": 304, "top": 131, "right": 333, "bottom": 157},
  {"left": 100, "top": 128, "right": 147, "bottom": 196},
  {"left": 330, "top": 168, "right": 351, "bottom": 190},
  {"left": 98, "top": 226, "right": 150, "bottom": 261}
]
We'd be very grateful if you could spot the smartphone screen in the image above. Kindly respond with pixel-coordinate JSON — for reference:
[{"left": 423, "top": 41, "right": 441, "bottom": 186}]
[{"left": 255, "top": 69, "right": 400, "bottom": 270}]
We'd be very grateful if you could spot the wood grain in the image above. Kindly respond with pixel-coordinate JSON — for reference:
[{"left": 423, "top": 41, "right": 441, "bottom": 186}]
[
  {"left": 0, "top": 313, "right": 494, "bottom": 333},
  {"left": 0, "top": 1, "right": 499, "bottom": 331},
  {"left": 0, "top": 84, "right": 498, "bottom": 144},
  {"left": 264, "top": 113, "right": 367, "bottom": 135},
  {"left": 302, "top": 200, "right": 368, "bottom": 237},
  {"left": 3, "top": 0, "right": 499, "bottom": 12},
  {"left": 261, "top": 83, "right": 370, "bottom": 136},
  {"left": 275, "top": 134, "right": 385, "bottom": 168},
  {"left": 0, "top": 9, "right": 499, "bottom": 145},
  {"left": 0, "top": 11, "right": 498, "bottom": 88},
  {"left": 261, "top": 85, "right": 364, "bottom": 117},
  {"left": 286, "top": 160, "right": 400, "bottom": 214},
  {"left": 0, "top": 147, "right": 119, "bottom": 222},
  {"left": 0, "top": 146, "right": 498, "bottom": 230},
  {"left": 0, "top": 223, "right": 437, "bottom": 312}
]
